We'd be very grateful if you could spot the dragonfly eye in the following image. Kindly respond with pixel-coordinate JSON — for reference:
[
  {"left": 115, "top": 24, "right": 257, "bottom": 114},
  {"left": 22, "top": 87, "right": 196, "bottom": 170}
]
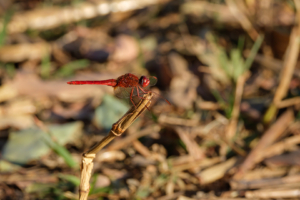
[{"left": 139, "top": 76, "right": 150, "bottom": 87}]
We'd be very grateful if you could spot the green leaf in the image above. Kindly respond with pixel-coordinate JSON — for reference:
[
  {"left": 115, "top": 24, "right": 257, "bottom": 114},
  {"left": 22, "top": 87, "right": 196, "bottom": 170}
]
[
  {"left": 41, "top": 54, "right": 51, "bottom": 78},
  {"left": 26, "top": 183, "right": 54, "bottom": 194},
  {"left": 44, "top": 139, "right": 78, "bottom": 168},
  {"left": 94, "top": 94, "right": 129, "bottom": 129},
  {"left": 58, "top": 174, "right": 81, "bottom": 186},
  {"left": 2, "top": 122, "right": 83, "bottom": 164},
  {"left": 55, "top": 59, "right": 90, "bottom": 77},
  {"left": 0, "top": 9, "right": 13, "bottom": 47},
  {"left": 244, "top": 35, "right": 264, "bottom": 70},
  {"left": 230, "top": 49, "right": 244, "bottom": 81},
  {"left": 0, "top": 160, "right": 21, "bottom": 172},
  {"left": 4, "top": 63, "right": 15, "bottom": 78}
]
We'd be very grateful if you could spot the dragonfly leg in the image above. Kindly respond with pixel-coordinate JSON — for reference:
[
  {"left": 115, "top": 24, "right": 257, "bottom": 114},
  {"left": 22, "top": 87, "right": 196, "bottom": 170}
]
[
  {"left": 138, "top": 86, "right": 150, "bottom": 94},
  {"left": 136, "top": 86, "right": 145, "bottom": 99},
  {"left": 137, "top": 86, "right": 149, "bottom": 99},
  {"left": 139, "top": 87, "right": 171, "bottom": 105},
  {"left": 130, "top": 87, "right": 137, "bottom": 109},
  {"left": 136, "top": 86, "right": 150, "bottom": 111}
]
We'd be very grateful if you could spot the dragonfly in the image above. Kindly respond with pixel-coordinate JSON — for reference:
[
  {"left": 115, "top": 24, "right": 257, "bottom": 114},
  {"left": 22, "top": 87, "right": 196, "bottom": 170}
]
[{"left": 67, "top": 73, "right": 170, "bottom": 107}]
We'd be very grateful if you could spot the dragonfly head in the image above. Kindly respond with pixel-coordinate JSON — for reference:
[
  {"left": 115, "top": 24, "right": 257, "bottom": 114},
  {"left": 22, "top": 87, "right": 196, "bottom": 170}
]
[{"left": 139, "top": 76, "right": 150, "bottom": 87}]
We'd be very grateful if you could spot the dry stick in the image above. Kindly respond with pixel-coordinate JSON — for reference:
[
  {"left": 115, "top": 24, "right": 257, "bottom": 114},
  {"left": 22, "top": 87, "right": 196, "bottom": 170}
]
[
  {"left": 175, "top": 127, "right": 205, "bottom": 160},
  {"left": 180, "top": 198, "right": 249, "bottom": 200},
  {"left": 295, "top": 0, "right": 300, "bottom": 32},
  {"left": 158, "top": 114, "right": 199, "bottom": 126},
  {"left": 234, "top": 109, "right": 294, "bottom": 179},
  {"left": 1, "top": 0, "right": 170, "bottom": 34},
  {"left": 246, "top": 188, "right": 300, "bottom": 199},
  {"left": 227, "top": 71, "right": 250, "bottom": 140},
  {"left": 264, "top": 27, "right": 300, "bottom": 123},
  {"left": 276, "top": 96, "right": 300, "bottom": 108},
  {"left": 181, "top": 1, "right": 294, "bottom": 27},
  {"left": 244, "top": 51, "right": 300, "bottom": 79},
  {"left": 274, "top": 28, "right": 300, "bottom": 104},
  {"left": 231, "top": 174, "right": 300, "bottom": 190},
  {"left": 132, "top": 140, "right": 152, "bottom": 158},
  {"left": 225, "top": 0, "right": 258, "bottom": 41},
  {"left": 198, "top": 157, "right": 238, "bottom": 185},
  {"left": 106, "top": 124, "right": 160, "bottom": 151},
  {"left": 171, "top": 157, "right": 221, "bottom": 173},
  {"left": 156, "top": 192, "right": 184, "bottom": 200},
  {"left": 257, "top": 134, "right": 300, "bottom": 162},
  {"left": 0, "top": 42, "right": 51, "bottom": 63},
  {"left": 225, "top": 72, "right": 250, "bottom": 156},
  {"left": 79, "top": 92, "right": 153, "bottom": 200},
  {"left": 219, "top": 137, "right": 246, "bottom": 157}
]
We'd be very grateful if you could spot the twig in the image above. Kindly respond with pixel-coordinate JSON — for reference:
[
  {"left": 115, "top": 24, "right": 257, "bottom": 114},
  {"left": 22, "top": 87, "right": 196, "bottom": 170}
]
[
  {"left": 158, "top": 114, "right": 199, "bottom": 126},
  {"left": 258, "top": 134, "right": 300, "bottom": 162},
  {"left": 274, "top": 28, "right": 300, "bottom": 105},
  {"left": 132, "top": 140, "right": 152, "bottom": 158},
  {"left": 225, "top": 0, "right": 259, "bottom": 41},
  {"left": 234, "top": 109, "right": 294, "bottom": 179},
  {"left": 244, "top": 51, "right": 300, "bottom": 78},
  {"left": 246, "top": 188, "right": 300, "bottom": 199},
  {"left": 79, "top": 92, "right": 153, "bottom": 200},
  {"left": 231, "top": 174, "right": 300, "bottom": 190},
  {"left": 264, "top": 27, "right": 300, "bottom": 123},
  {"left": 156, "top": 192, "right": 184, "bottom": 200},
  {"left": 1, "top": 0, "right": 169, "bottom": 34},
  {"left": 171, "top": 157, "right": 221, "bottom": 173},
  {"left": 276, "top": 96, "right": 300, "bottom": 108},
  {"left": 226, "top": 71, "right": 250, "bottom": 140},
  {"left": 197, "top": 157, "right": 238, "bottom": 185},
  {"left": 219, "top": 137, "right": 247, "bottom": 157},
  {"left": 106, "top": 124, "right": 160, "bottom": 151},
  {"left": 175, "top": 127, "right": 205, "bottom": 160},
  {"left": 181, "top": 1, "right": 295, "bottom": 27},
  {"left": 0, "top": 42, "right": 51, "bottom": 63}
]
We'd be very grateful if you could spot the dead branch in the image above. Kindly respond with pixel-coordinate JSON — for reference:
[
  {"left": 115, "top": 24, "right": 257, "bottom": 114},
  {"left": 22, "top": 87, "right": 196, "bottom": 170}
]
[
  {"left": 79, "top": 92, "right": 153, "bottom": 200},
  {"left": 1, "top": 0, "right": 169, "bottom": 34},
  {"left": 234, "top": 109, "right": 294, "bottom": 179}
]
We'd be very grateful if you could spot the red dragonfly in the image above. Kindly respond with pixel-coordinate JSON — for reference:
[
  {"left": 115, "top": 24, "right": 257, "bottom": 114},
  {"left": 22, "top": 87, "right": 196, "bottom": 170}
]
[{"left": 67, "top": 73, "right": 170, "bottom": 107}]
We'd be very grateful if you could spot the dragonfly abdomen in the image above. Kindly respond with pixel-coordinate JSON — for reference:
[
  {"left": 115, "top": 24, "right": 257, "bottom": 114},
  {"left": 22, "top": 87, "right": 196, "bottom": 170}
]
[{"left": 67, "top": 79, "right": 117, "bottom": 86}]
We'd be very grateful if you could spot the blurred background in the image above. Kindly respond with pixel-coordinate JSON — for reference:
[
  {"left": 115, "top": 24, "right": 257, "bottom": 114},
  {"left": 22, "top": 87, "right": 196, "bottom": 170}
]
[{"left": 0, "top": 0, "right": 300, "bottom": 199}]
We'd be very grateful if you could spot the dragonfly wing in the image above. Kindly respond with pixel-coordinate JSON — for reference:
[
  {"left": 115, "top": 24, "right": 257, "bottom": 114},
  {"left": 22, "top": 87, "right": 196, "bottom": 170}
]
[
  {"left": 149, "top": 76, "right": 157, "bottom": 86},
  {"left": 114, "top": 87, "right": 139, "bottom": 99},
  {"left": 136, "top": 85, "right": 149, "bottom": 95},
  {"left": 114, "top": 86, "right": 131, "bottom": 99}
]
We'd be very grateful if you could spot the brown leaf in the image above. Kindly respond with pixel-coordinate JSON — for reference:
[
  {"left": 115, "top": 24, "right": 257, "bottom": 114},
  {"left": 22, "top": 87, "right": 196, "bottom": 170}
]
[
  {"left": 0, "top": 43, "right": 50, "bottom": 62},
  {"left": 168, "top": 52, "right": 199, "bottom": 108},
  {"left": 110, "top": 35, "right": 139, "bottom": 63}
]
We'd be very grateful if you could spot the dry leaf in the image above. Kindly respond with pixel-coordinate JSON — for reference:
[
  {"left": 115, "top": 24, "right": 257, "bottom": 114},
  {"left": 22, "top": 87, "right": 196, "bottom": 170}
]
[
  {"left": 168, "top": 52, "right": 199, "bottom": 108},
  {"left": 110, "top": 35, "right": 139, "bottom": 63}
]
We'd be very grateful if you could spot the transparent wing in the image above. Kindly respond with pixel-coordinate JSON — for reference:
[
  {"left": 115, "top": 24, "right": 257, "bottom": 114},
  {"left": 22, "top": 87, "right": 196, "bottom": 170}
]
[
  {"left": 114, "top": 87, "right": 131, "bottom": 99},
  {"left": 114, "top": 86, "right": 139, "bottom": 99},
  {"left": 149, "top": 76, "right": 157, "bottom": 86}
]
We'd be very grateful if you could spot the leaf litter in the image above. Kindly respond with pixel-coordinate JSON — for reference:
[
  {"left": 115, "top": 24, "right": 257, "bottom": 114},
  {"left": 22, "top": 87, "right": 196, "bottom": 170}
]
[{"left": 0, "top": 0, "right": 300, "bottom": 199}]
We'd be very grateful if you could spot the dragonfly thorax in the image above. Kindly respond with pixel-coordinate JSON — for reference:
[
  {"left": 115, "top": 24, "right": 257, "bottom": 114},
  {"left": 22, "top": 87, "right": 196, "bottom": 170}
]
[{"left": 139, "top": 76, "right": 150, "bottom": 87}]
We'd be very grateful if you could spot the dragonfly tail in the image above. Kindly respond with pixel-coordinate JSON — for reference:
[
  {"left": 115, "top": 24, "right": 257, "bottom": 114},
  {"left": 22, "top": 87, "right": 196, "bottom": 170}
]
[{"left": 67, "top": 79, "right": 117, "bottom": 86}]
